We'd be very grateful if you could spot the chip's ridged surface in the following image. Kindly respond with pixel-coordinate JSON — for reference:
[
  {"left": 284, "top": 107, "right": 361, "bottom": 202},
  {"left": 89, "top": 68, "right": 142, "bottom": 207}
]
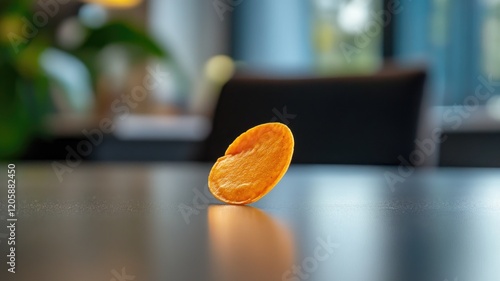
[{"left": 208, "top": 123, "right": 294, "bottom": 205}]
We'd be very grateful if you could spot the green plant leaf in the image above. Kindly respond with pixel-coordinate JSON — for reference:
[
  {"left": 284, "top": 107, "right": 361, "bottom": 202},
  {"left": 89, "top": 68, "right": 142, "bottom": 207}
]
[
  {"left": 0, "top": 61, "right": 32, "bottom": 160},
  {"left": 80, "top": 21, "right": 167, "bottom": 58}
]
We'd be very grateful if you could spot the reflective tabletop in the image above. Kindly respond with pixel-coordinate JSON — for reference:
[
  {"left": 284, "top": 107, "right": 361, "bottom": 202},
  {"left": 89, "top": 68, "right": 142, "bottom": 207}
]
[{"left": 1, "top": 163, "right": 500, "bottom": 281}]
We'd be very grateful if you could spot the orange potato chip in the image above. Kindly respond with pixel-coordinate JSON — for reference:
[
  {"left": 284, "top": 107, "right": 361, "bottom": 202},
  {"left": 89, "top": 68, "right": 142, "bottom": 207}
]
[{"left": 208, "top": 122, "right": 294, "bottom": 205}]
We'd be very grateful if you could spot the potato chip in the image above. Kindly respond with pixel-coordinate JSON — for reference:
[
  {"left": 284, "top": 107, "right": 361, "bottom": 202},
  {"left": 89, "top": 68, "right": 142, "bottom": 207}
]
[{"left": 208, "top": 122, "right": 294, "bottom": 205}]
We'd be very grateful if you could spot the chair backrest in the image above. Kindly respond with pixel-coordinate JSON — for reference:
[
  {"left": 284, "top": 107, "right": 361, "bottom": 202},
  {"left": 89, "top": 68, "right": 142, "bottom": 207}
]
[
  {"left": 439, "top": 131, "right": 500, "bottom": 167},
  {"left": 201, "top": 69, "right": 427, "bottom": 165}
]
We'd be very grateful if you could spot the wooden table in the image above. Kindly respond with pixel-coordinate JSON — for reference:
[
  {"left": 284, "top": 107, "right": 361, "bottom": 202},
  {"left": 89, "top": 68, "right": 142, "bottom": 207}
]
[{"left": 1, "top": 163, "right": 500, "bottom": 281}]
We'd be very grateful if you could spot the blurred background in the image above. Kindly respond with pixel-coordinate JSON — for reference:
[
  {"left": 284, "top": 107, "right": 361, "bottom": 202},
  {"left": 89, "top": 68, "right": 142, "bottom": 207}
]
[{"left": 1, "top": 0, "right": 500, "bottom": 167}]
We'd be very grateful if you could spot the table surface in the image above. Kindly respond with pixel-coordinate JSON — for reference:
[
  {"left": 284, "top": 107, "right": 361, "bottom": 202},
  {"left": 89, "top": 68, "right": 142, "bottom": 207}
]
[{"left": 1, "top": 163, "right": 500, "bottom": 281}]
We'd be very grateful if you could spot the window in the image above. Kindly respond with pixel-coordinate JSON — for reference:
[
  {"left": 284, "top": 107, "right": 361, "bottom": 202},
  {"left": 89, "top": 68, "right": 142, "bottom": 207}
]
[
  {"left": 395, "top": 0, "right": 500, "bottom": 105},
  {"left": 232, "top": 0, "right": 383, "bottom": 75}
]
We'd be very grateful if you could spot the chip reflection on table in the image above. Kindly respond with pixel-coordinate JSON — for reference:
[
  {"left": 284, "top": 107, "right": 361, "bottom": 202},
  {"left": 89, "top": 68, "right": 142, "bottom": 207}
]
[{"left": 208, "top": 205, "right": 294, "bottom": 281}]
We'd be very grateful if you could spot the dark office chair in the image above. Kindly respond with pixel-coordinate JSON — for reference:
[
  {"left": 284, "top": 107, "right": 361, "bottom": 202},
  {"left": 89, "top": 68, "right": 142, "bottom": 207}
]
[
  {"left": 439, "top": 131, "right": 500, "bottom": 167},
  {"left": 200, "top": 69, "right": 427, "bottom": 165}
]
